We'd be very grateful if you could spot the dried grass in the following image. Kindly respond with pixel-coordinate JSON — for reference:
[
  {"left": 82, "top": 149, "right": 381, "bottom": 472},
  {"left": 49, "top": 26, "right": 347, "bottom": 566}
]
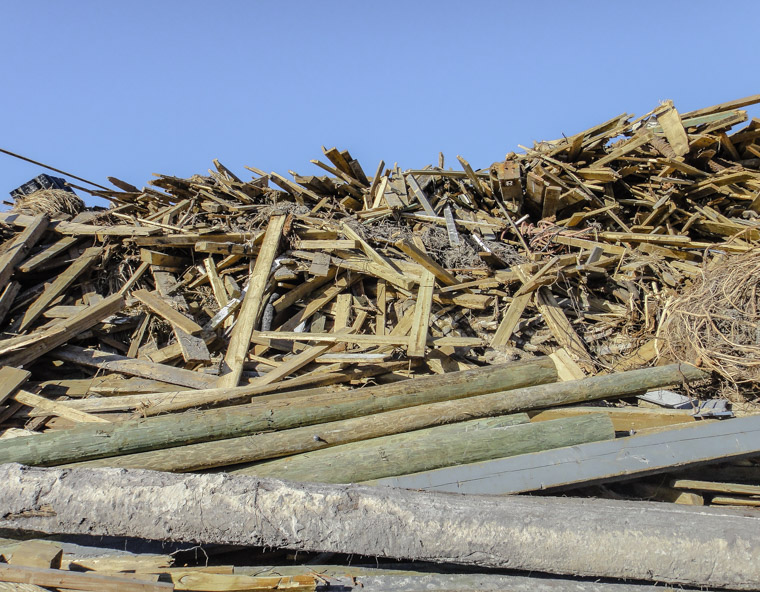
[
  {"left": 659, "top": 249, "right": 760, "bottom": 390},
  {"left": 12, "top": 189, "right": 84, "bottom": 217}
]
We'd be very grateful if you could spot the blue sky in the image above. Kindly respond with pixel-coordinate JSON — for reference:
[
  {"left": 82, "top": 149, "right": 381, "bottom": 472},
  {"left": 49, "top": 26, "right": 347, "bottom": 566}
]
[{"left": 1, "top": 1, "right": 758, "bottom": 207}]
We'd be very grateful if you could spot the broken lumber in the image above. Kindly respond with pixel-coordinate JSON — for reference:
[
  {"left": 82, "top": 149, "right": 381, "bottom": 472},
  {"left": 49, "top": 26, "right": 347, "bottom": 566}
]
[
  {"left": 0, "top": 367, "right": 30, "bottom": 406},
  {"left": 52, "top": 345, "right": 218, "bottom": 390},
  {"left": 0, "top": 564, "right": 172, "bottom": 592},
  {"left": 133, "top": 289, "right": 203, "bottom": 336},
  {"left": 218, "top": 214, "right": 286, "bottom": 388},
  {"left": 0, "top": 214, "right": 48, "bottom": 288},
  {"left": 0, "top": 294, "right": 125, "bottom": 368},
  {"left": 18, "top": 245, "right": 103, "bottom": 332}
]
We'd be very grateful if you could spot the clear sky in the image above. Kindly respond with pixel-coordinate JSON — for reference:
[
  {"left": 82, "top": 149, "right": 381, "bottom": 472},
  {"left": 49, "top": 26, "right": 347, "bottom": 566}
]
[{"left": 1, "top": 1, "right": 758, "bottom": 207}]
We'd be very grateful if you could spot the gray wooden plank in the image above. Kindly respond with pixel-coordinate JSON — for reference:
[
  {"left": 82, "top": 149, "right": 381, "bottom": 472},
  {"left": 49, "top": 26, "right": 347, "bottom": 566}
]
[{"left": 373, "top": 415, "right": 760, "bottom": 494}]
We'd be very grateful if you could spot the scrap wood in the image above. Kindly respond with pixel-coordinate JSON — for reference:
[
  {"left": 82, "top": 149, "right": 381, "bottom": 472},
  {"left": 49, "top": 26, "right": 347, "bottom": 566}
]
[
  {"left": 0, "top": 97, "right": 759, "bottom": 583},
  {"left": 0, "top": 564, "right": 172, "bottom": 592}
]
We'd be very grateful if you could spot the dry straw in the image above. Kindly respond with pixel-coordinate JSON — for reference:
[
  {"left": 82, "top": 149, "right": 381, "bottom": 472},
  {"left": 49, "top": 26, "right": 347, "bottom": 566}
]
[
  {"left": 12, "top": 189, "right": 84, "bottom": 217},
  {"left": 659, "top": 248, "right": 760, "bottom": 390}
]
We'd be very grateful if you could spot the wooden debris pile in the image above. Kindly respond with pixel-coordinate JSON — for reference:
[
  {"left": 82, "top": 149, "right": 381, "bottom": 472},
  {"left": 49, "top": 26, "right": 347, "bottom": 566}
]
[
  {"left": 2, "top": 95, "right": 760, "bottom": 389},
  {"left": 1, "top": 94, "right": 760, "bottom": 591}
]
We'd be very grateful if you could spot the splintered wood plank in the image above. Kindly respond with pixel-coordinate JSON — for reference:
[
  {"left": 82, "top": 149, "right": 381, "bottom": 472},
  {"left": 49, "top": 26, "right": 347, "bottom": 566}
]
[
  {"left": 406, "top": 174, "right": 436, "bottom": 216},
  {"left": 433, "top": 292, "right": 492, "bottom": 310},
  {"left": 0, "top": 293, "right": 125, "bottom": 368},
  {"left": 18, "top": 245, "right": 103, "bottom": 332},
  {"left": 174, "top": 328, "right": 212, "bottom": 364},
  {"left": 367, "top": 160, "right": 385, "bottom": 208},
  {"left": 151, "top": 270, "right": 211, "bottom": 364},
  {"left": 60, "top": 555, "right": 174, "bottom": 572},
  {"left": 443, "top": 206, "right": 461, "bottom": 246},
  {"left": 490, "top": 263, "right": 535, "bottom": 347},
  {"left": 332, "top": 255, "right": 416, "bottom": 291},
  {"left": 268, "top": 172, "right": 306, "bottom": 205},
  {"left": 119, "top": 261, "right": 150, "bottom": 295},
  {"left": 168, "top": 573, "right": 315, "bottom": 591},
  {"left": 594, "top": 130, "right": 654, "bottom": 167},
  {"left": 322, "top": 146, "right": 355, "bottom": 178},
  {"left": 542, "top": 185, "right": 561, "bottom": 219},
  {"left": 127, "top": 314, "right": 151, "bottom": 358},
  {"left": 604, "top": 339, "right": 659, "bottom": 373},
  {"left": 408, "top": 270, "right": 435, "bottom": 358},
  {"left": 278, "top": 273, "right": 361, "bottom": 333},
  {"left": 627, "top": 482, "right": 704, "bottom": 505},
  {"left": 333, "top": 293, "right": 352, "bottom": 331},
  {"left": 551, "top": 234, "right": 627, "bottom": 255},
  {"left": 54, "top": 345, "right": 218, "bottom": 390},
  {"left": 0, "top": 212, "right": 156, "bottom": 237},
  {"left": 133, "top": 289, "right": 203, "bottom": 336},
  {"left": 13, "top": 390, "right": 109, "bottom": 423},
  {"left": 296, "top": 239, "right": 360, "bottom": 250},
  {"left": 490, "top": 293, "right": 530, "bottom": 347},
  {"left": 219, "top": 214, "right": 286, "bottom": 388},
  {"left": 395, "top": 239, "right": 458, "bottom": 286},
  {"left": 147, "top": 332, "right": 216, "bottom": 365},
  {"left": 680, "top": 93, "right": 760, "bottom": 119},
  {"left": 658, "top": 102, "right": 690, "bottom": 156},
  {"left": 0, "top": 281, "right": 21, "bottom": 326},
  {"left": 252, "top": 330, "right": 482, "bottom": 348},
  {"left": 140, "top": 249, "right": 188, "bottom": 269},
  {"left": 17, "top": 236, "right": 79, "bottom": 273},
  {"left": 308, "top": 252, "right": 331, "bottom": 276},
  {"left": 0, "top": 366, "right": 31, "bottom": 405},
  {"left": 0, "top": 564, "right": 172, "bottom": 592},
  {"left": 341, "top": 223, "right": 400, "bottom": 275},
  {"left": 670, "top": 479, "right": 760, "bottom": 497},
  {"left": 549, "top": 348, "right": 586, "bottom": 381},
  {"left": 272, "top": 268, "right": 337, "bottom": 312},
  {"left": 513, "top": 256, "right": 559, "bottom": 297},
  {"left": 6, "top": 540, "right": 62, "bottom": 569},
  {"left": 456, "top": 155, "right": 488, "bottom": 196},
  {"left": 710, "top": 496, "right": 760, "bottom": 507},
  {"left": 371, "top": 176, "right": 389, "bottom": 208},
  {"left": 535, "top": 286, "right": 592, "bottom": 371},
  {"left": 0, "top": 214, "right": 48, "bottom": 288},
  {"left": 376, "top": 280, "right": 387, "bottom": 336}
]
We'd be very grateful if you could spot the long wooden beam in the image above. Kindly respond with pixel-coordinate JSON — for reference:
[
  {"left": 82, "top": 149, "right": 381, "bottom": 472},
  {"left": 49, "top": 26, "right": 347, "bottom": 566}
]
[
  {"left": 2, "top": 464, "right": 759, "bottom": 589},
  {"left": 0, "top": 358, "right": 557, "bottom": 466},
  {"left": 218, "top": 214, "right": 286, "bottom": 388},
  {"left": 231, "top": 414, "right": 614, "bottom": 483},
  {"left": 375, "top": 415, "right": 760, "bottom": 495},
  {"left": 0, "top": 363, "right": 701, "bottom": 468}
]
